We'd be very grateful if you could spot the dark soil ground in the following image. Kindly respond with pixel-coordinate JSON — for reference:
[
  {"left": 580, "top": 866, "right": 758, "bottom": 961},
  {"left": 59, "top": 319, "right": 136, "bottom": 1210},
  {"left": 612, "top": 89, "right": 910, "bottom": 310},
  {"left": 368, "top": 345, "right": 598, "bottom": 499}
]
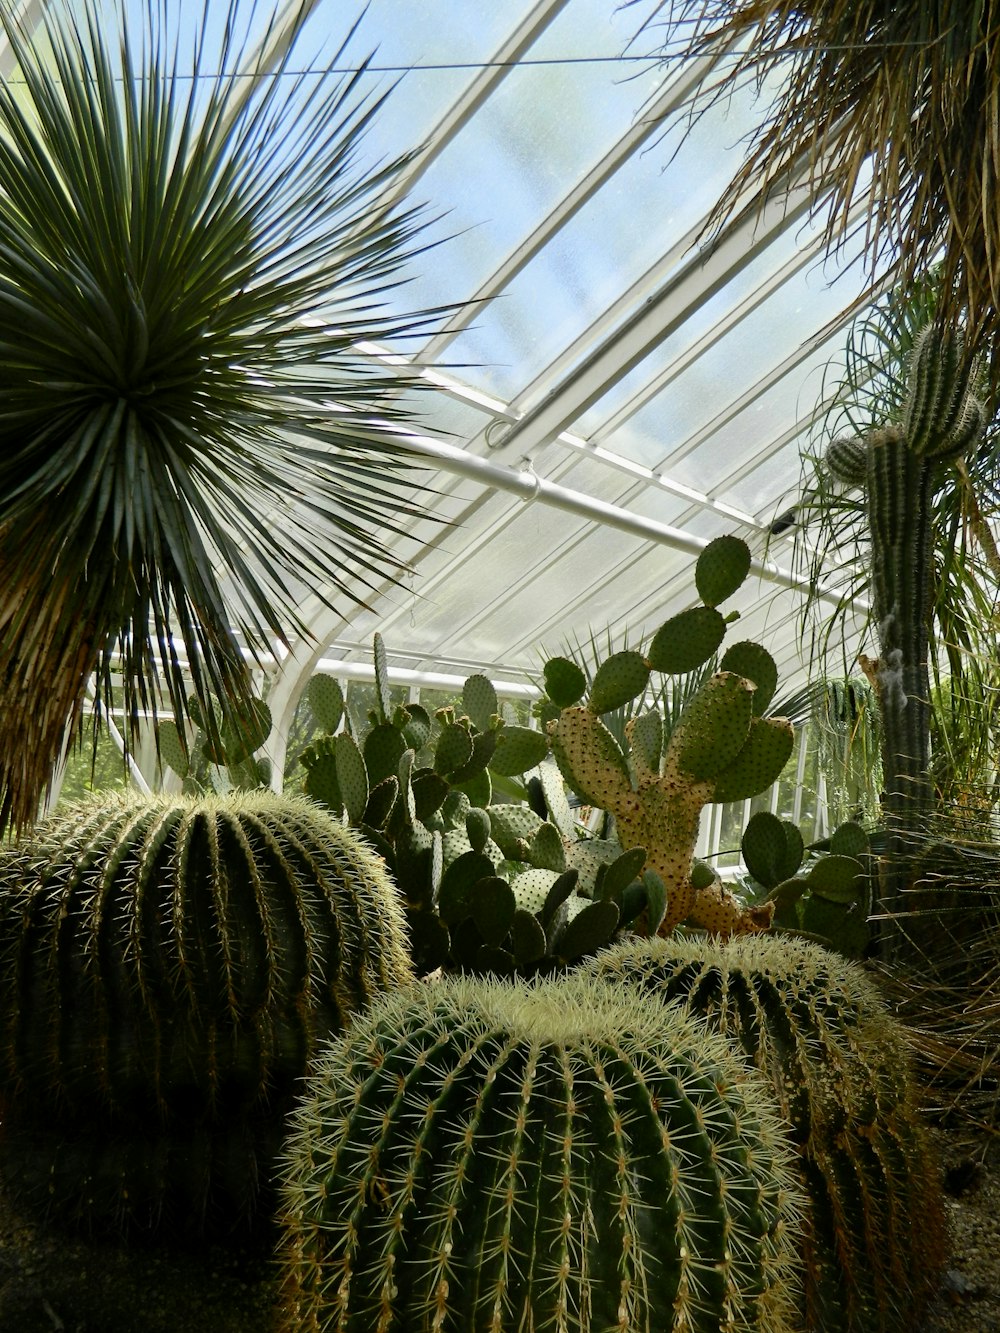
[
  {"left": 0, "top": 1122, "right": 996, "bottom": 1333},
  {"left": 0, "top": 1197, "right": 283, "bottom": 1333}
]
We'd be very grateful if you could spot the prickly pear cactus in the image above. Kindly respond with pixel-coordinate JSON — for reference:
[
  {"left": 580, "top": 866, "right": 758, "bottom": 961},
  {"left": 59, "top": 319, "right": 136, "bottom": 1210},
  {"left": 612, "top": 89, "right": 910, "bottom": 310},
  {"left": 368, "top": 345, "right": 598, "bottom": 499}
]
[
  {"left": 0, "top": 789, "right": 413, "bottom": 1237},
  {"left": 739, "top": 812, "right": 873, "bottom": 957},
  {"left": 545, "top": 535, "right": 793, "bottom": 936},
  {"left": 156, "top": 689, "right": 272, "bottom": 793},
  {"left": 277, "top": 972, "right": 805, "bottom": 1333},
  {"left": 824, "top": 323, "right": 986, "bottom": 914},
  {"left": 584, "top": 934, "right": 946, "bottom": 1333},
  {"left": 296, "top": 638, "right": 628, "bottom": 979}
]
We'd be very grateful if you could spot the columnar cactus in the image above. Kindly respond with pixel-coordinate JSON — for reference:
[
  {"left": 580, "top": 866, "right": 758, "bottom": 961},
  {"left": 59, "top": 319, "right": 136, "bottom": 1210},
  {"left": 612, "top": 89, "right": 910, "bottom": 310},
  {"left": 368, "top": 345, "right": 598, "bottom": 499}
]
[
  {"left": 824, "top": 323, "right": 986, "bottom": 912},
  {"left": 545, "top": 536, "right": 793, "bottom": 936},
  {"left": 0, "top": 789, "right": 413, "bottom": 1236},
  {"left": 584, "top": 934, "right": 946, "bottom": 1333},
  {"left": 277, "top": 972, "right": 805, "bottom": 1333}
]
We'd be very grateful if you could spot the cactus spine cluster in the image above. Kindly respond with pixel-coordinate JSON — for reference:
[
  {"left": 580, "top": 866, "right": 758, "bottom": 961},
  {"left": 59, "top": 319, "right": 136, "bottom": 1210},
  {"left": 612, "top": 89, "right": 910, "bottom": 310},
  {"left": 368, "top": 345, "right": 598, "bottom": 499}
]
[
  {"left": 277, "top": 972, "right": 805, "bottom": 1333},
  {"left": 824, "top": 323, "right": 986, "bottom": 912},
  {"left": 584, "top": 934, "right": 946, "bottom": 1333},
  {"left": 298, "top": 639, "right": 627, "bottom": 977},
  {"left": 545, "top": 535, "right": 793, "bottom": 935},
  {"left": 0, "top": 789, "right": 413, "bottom": 1236}
]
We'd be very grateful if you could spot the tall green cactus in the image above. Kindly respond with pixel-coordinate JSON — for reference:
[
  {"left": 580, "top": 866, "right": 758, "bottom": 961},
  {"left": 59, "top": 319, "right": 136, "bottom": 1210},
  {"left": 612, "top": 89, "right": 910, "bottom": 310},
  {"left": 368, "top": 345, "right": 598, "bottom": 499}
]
[
  {"left": 825, "top": 323, "right": 986, "bottom": 913},
  {"left": 277, "top": 972, "right": 805, "bottom": 1332},
  {"left": 546, "top": 536, "right": 793, "bottom": 936},
  {"left": 584, "top": 934, "right": 946, "bottom": 1333},
  {"left": 0, "top": 789, "right": 413, "bottom": 1237}
]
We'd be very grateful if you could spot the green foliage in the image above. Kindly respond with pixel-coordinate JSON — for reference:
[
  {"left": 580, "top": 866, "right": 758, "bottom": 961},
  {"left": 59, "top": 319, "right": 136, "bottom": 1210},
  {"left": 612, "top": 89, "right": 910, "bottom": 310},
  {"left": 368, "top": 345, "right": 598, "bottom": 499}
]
[
  {"left": 586, "top": 934, "right": 947, "bottom": 1333},
  {"left": 155, "top": 691, "right": 272, "bottom": 794},
  {"left": 295, "top": 643, "right": 629, "bottom": 979},
  {"left": 738, "top": 811, "right": 874, "bottom": 957},
  {"left": 0, "top": 789, "right": 413, "bottom": 1238},
  {"left": 543, "top": 535, "right": 794, "bottom": 936},
  {"left": 277, "top": 972, "right": 805, "bottom": 1332}
]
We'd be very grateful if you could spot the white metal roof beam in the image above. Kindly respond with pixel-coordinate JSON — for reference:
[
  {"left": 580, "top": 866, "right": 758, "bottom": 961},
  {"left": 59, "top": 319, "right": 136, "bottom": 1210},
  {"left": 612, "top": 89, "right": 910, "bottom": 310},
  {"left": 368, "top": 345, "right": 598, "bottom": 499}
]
[
  {"left": 419, "top": 42, "right": 730, "bottom": 360},
  {"left": 489, "top": 171, "right": 818, "bottom": 461},
  {"left": 378, "top": 0, "right": 572, "bottom": 205}
]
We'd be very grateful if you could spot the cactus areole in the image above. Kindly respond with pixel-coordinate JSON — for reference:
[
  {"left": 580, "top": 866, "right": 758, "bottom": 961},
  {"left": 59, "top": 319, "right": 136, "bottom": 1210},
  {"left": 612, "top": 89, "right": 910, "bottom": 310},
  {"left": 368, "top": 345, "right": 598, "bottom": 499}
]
[
  {"left": 824, "top": 324, "right": 987, "bottom": 916},
  {"left": 278, "top": 973, "right": 804, "bottom": 1333},
  {"left": 0, "top": 789, "right": 413, "bottom": 1235}
]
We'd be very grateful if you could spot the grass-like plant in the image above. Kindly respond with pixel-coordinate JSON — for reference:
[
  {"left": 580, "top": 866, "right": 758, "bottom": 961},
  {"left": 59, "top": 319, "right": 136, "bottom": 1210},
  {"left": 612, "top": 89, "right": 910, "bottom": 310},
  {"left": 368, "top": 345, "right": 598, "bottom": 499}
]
[{"left": 0, "top": 0, "right": 444, "bottom": 833}]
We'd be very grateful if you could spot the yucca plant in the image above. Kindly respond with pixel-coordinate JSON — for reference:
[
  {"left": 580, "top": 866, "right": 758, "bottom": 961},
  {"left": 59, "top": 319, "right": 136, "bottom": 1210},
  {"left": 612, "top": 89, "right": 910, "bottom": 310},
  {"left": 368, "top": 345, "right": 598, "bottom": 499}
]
[
  {"left": 0, "top": 789, "right": 414, "bottom": 1237},
  {"left": 0, "top": 0, "right": 445, "bottom": 834}
]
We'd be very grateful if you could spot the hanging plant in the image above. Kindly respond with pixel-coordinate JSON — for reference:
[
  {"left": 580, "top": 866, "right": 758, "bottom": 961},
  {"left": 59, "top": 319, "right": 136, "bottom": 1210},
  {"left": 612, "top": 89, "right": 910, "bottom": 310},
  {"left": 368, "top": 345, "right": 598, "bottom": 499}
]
[{"left": 0, "top": 0, "right": 445, "bottom": 832}]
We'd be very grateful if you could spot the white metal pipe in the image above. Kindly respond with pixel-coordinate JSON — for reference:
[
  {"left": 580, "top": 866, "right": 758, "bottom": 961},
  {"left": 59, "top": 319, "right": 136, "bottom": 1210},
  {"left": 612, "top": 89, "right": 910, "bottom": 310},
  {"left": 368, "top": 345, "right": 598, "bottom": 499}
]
[{"left": 395, "top": 428, "right": 854, "bottom": 606}]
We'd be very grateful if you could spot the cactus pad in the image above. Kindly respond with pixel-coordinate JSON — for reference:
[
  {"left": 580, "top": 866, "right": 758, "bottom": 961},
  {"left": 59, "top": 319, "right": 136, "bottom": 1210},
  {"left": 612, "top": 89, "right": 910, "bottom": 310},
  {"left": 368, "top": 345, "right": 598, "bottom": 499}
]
[
  {"left": 719, "top": 641, "right": 778, "bottom": 715},
  {"left": 587, "top": 649, "right": 651, "bottom": 714},
  {"left": 695, "top": 533, "right": 752, "bottom": 607},
  {"left": 646, "top": 605, "right": 727, "bottom": 673},
  {"left": 488, "top": 724, "right": 549, "bottom": 776},
  {"left": 542, "top": 655, "right": 587, "bottom": 707},
  {"left": 711, "top": 717, "right": 794, "bottom": 803}
]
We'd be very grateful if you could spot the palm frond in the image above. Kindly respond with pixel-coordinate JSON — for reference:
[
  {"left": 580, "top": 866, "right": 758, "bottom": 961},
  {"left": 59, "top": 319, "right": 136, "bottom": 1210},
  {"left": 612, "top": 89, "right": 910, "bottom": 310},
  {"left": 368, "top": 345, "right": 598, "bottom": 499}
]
[
  {"left": 635, "top": 1, "right": 1000, "bottom": 388},
  {"left": 0, "top": 0, "right": 451, "bottom": 832}
]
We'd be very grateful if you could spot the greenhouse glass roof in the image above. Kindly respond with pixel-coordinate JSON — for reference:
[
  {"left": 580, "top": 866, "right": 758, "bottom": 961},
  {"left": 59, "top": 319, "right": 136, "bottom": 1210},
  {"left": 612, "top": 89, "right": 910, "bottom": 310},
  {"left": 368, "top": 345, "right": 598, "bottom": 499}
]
[{"left": 25, "top": 0, "right": 877, "bottom": 723}]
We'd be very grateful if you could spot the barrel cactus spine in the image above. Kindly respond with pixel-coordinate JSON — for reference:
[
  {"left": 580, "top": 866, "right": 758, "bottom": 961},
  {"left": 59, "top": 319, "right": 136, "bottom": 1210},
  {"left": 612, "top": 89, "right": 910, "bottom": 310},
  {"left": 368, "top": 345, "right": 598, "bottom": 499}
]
[
  {"left": 277, "top": 972, "right": 805, "bottom": 1332},
  {"left": 0, "top": 788, "right": 414, "bottom": 1237},
  {"left": 583, "top": 934, "right": 946, "bottom": 1333}
]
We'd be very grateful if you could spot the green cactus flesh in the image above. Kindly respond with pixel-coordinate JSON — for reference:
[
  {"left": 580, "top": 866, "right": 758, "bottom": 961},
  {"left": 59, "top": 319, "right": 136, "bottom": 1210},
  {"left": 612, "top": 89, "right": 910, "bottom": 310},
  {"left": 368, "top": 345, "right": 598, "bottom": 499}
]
[
  {"left": 462, "top": 673, "right": 499, "bottom": 731},
  {"left": 584, "top": 934, "right": 947, "bottom": 1333},
  {"left": 667, "top": 672, "right": 755, "bottom": 780},
  {"left": 646, "top": 605, "right": 727, "bottom": 674},
  {"left": 306, "top": 672, "right": 345, "bottom": 734},
  {"left": 277, "top": 973, "right": 805, "bottom": 1333},
  {"left": 719, "top": 642, "right": 778, "bottom": 715},
  {"left": 542, "top": 655, "right": 587, "bottom": 708},
  {"left": 695, "top": 534, "right": 752, "bottom": 608},
  {"left": 488, "top": 724, "right": 550, "bottom": 776},
  {"left": 0, "top": 790, "right": 414, "bottom": 1236},
  {"left": 586, "top": 649, "right": 651, "bottom": 714}
]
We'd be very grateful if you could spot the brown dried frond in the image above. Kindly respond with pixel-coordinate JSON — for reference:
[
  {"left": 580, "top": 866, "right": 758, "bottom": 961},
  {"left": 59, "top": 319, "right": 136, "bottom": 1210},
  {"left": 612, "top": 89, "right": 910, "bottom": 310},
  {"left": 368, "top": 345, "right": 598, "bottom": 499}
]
[{"left": 644, "top": 1, "right": 1000, "bottom": 390}]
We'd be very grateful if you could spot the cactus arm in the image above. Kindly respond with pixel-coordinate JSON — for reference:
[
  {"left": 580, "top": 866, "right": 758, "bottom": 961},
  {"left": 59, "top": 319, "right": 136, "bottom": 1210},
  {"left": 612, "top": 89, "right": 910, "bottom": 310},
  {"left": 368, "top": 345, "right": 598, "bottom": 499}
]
[
  {"left": 865, "top": 430, "right": 937, "bottom": 828},
  {"left": 549, "top": 707, "right": 636, "bottom": 816},
  {"left": 824, "top": 325, "right": 986, "bottom": 922}
]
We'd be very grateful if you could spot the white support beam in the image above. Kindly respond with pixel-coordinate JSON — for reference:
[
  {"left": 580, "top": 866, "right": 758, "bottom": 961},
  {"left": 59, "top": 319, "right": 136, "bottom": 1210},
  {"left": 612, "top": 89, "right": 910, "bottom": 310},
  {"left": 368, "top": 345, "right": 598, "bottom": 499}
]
[
  {"left": 488, "top": 172, "right": 818, "bottom": 461},
  {"left": 418, "top": 41, "right": 730, "bottom": 360},
  {"left": 380, "top": 0, "right": 572, "bottom": 206}
]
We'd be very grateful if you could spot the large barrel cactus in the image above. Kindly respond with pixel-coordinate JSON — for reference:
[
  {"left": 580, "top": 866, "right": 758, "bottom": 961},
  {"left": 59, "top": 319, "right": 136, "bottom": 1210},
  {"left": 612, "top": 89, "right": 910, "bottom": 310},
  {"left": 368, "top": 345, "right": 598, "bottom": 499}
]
[
  {"left": 0, "top": 789, "right": 413, "bottom": 1237},
  {"left": 277, "top": 972, "right": 805, "bottom": 1333},
  {"left": 584, "top": 934, "right": 946, "bottom": 1333}
]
